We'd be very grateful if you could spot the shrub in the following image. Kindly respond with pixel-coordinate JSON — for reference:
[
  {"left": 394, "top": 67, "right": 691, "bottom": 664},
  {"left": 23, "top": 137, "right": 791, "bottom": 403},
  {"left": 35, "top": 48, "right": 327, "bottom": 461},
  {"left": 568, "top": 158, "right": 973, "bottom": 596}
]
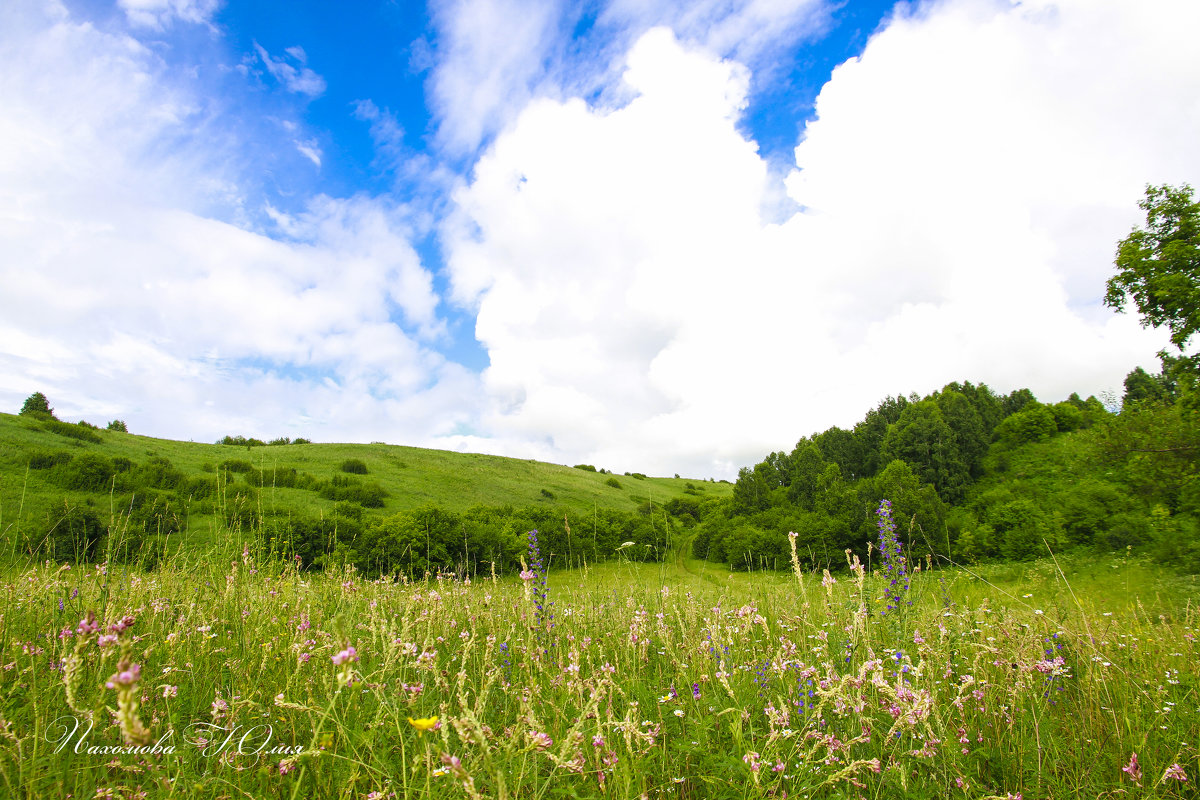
[
  {"left": 320, "top": 476, "right": 387, "bottom": 508},
  {"left": 605, "top": 477, "right": 621, "bottom": 489},
  {"left": 540, "top": 488, "right": 557, "bottom": 500},
  {"left": 218, "top": 435, "right": 266, "bottom": 447},
  {"left": 268, "top": 436, "right": 291, "bottom": 446},
  {"left": 41, "top": 419, "right": 102, "bottom": 444},
  {"left": 573, "top": 464, "right": 597, "bottom": 472},
  {"left": 53, "top": 452, "right": 116, "bottom": 491},
  {"left": 28, "top": 450, "right": 73, "bottom": 470},
  {"left": 134, "top": 457, "right": 186, "bottom": 491},
  {"left": 292, "top": 438, "right": 312, "bottom": 445},
  {"left": 340, "top": 458, "right": 369, "bottom": 475},
  {"left": 180, "top": 474, "right": 217, "bottom": 500},
  {"left": 106, "top": 420, "right": 128, "bottom": 432},
  {"left": 219, "top": 459, "right": 254, "bottom": 474},
  {"left": 46, "top": 504, "right": 107, "bottom": 562}
]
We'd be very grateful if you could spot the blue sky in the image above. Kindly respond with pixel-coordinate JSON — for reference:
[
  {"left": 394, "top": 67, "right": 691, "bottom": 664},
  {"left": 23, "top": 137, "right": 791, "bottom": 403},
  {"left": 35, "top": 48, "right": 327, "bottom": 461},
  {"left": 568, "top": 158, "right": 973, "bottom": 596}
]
[{"left": 3, "top": 0, "right": 1199, "bottom": 478}]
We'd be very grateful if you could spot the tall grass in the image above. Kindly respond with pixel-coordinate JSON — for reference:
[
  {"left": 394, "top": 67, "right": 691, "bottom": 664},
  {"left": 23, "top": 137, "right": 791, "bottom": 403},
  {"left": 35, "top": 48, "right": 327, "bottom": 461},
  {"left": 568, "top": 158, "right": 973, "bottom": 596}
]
[{"left": 0, "top": 537, "right": 1196, "bottom": 799}]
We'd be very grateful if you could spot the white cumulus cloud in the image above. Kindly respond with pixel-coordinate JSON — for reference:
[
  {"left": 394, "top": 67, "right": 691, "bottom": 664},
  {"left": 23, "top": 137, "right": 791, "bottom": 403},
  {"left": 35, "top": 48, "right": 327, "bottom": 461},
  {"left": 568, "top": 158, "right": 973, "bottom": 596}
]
[
  {"left": 445, "top": 0, "right": 1200, "bottom": 479},
  {"left": 0, "top": 0, "right": 467, "bottom": 446}
]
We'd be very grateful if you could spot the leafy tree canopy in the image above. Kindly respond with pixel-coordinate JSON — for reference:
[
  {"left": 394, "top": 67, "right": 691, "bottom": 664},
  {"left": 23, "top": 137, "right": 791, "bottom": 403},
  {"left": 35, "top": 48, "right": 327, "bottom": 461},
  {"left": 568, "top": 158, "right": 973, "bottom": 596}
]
[
  {"left": 1106, "top": 183, "right": 1200, "bottom": 351},
  {"left": 20, "top": 392, "right": 54, "bottom": 418}
]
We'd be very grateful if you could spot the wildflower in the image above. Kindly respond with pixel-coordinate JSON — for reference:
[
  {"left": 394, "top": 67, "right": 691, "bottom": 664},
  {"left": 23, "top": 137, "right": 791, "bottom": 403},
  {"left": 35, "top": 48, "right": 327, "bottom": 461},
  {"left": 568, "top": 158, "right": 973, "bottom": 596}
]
[
  {"left": 332, "top": 646, "right": 358, "bottom": 666},
  {"left": 408, "top": 716, "right": 439, "bottom": 735},
  {"left": 105, "top": 658, "right": 151, "bottom": 746},
  {"left": 526, "top": 530, "right": 553, "bottom": 633},
  {"left": 692, "top": 682, "right": 701, "bottom": 699},
  {"left": 876, "top": 499, "right": 909, "bottom": 614},
  {"left": 529, "top": 731, "right": 553, "bottom": 749},
  {"left": 210, "top": 696, "right": 228, "bottom": 721},
  {"left": 1163, "top": 763, "right": 1188, "bottom": 782},
  {"left": 76, "top": 613, "right": 99, "bottom": 638},
  {"left": 1122, "top": 752, "right": 1142, "bottom": 784},
  {"left": 162, "top": 685, "right": 177, "bottom": 699},
  {"left": 279, "top": 757, "right": 298, "bottom": 775}
]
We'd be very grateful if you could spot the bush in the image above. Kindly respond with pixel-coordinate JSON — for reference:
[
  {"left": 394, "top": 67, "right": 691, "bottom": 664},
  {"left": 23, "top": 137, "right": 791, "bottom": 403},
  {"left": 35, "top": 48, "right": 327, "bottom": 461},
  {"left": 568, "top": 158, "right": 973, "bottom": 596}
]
[
  {"left": 605, "top": 477, "right": 621, "bottom": 489},
  {"left": 28, "top": 450, "right": 73, "bottom": 470},
  {"left": 340, "top": 458, "right": 369, "bottom": 475},
  {"left": 293, "top": 438, "right": 312, "bottom": 445},
  {"left": 218, "top": 435, "right": 266, "bottom": 447},
  {"left": 41, "top": 419, "right": 102, "bottom": 444},
  {"left": 53, "top": 452, "right": 116, "bottom": 491},
  {"left": 219, "top": 459, "right": 254, "bottom": 474},
  {"left": 35, "top": 504, "right": 107, "bottom": 562},
  {"left": 540, "top": 488, "right": 557, "bottom": 500},
  {"left": 268, "top": 436, "right": 292, "bottom": 446},
  {"left": 106, "top": 420, "right": 128, "bottom": 432},
  {"left": 573, "top": 464, "right": 597, "bottom": 472},
  {"left": 319, "top": 475, "right": 387, "bottom": 508},
  {"left": 133, "top": 457, "right": 186, "bottom": 491}
]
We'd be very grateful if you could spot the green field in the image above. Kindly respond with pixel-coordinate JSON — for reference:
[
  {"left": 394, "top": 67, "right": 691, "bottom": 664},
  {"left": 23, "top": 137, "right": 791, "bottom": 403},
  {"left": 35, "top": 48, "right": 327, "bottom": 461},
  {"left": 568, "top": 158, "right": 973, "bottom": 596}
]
[{"left": 0, "top": 537, "right": 1196, "bottom": 799}]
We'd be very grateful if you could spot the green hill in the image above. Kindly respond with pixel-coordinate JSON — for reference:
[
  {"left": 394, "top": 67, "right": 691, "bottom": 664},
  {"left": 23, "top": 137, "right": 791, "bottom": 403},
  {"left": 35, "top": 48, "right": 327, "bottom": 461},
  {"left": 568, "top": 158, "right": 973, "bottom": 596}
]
[{"left": 0, "top": 411, "right": 729, "bottom": 572}]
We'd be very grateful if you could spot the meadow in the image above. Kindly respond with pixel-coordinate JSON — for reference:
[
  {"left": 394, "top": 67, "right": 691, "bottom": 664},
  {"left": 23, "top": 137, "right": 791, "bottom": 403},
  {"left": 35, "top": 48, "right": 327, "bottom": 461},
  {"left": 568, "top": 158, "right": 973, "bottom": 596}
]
[{"left": 0, "top": 514, "right": 1196, "bottom": 800}]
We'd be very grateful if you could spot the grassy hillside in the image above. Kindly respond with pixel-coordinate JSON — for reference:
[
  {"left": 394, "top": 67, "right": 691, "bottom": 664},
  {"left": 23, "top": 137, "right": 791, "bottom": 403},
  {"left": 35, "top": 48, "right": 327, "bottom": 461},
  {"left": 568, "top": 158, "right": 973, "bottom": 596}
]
[{"left": 0, "top": 411, "right": 730, "bottom": 566}]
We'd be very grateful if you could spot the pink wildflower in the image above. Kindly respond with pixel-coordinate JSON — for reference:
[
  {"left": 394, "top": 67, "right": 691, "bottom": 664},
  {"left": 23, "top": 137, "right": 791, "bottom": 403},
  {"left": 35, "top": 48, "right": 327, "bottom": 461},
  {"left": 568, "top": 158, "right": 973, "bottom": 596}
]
[
  {"left": 332, "top": 646, "right": 358, "bottom": 666},
  {"left": 105, "top": 661, "right": 140, "bottom": 689},
  {"left": 1122, "top": 752, "right": 1142, "bottom": 784},
  {"left": 77, "top": 613, "right": 99, "bottom": 637},
  {"left": 1163, "top": 763, "right": 1188, "bottom": 782}
]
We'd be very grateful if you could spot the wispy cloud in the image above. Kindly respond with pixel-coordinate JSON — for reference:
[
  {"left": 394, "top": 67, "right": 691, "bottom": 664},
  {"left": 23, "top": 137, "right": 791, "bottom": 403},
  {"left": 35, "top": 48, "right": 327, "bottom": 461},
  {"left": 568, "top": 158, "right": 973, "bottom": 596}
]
[
  {"left": 117, "top": 0, "right": 223, "bottom": 30},
  {"left": 254, "top": 41, "right": 327, "bottom": 98},
  {"left": 294, "top": 138, "right": 322, "bottom": 167}
]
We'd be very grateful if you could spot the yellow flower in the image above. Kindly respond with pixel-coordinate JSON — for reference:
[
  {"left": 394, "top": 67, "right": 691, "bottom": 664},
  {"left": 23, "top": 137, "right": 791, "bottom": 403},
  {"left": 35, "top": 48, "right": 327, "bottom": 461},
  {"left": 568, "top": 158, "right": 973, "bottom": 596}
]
[{"left": 408, "top": 716, "right": 439, "bottom": 735}]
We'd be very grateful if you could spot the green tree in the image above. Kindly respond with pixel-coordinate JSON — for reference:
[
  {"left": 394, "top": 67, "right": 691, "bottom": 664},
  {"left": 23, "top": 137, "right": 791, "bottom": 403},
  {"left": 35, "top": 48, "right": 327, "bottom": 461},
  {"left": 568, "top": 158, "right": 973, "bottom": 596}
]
[
  {"left": 106, "top": 419, "right": 128, "bottom": 432},
  {"left": 993, "top": 402, "right": 1057, "bottom": 447},
  {"left": 882, "top": 400, "right": 970, "bottom": 503},
  {"left": 786, "top": 440, "right": 828, "bottom": 510},
  {"left": 20, "top": 392, "right": 54, "bottom": 418},
  {"left": 1106, "top": 183, "right": 1200, "bottom": 351}
]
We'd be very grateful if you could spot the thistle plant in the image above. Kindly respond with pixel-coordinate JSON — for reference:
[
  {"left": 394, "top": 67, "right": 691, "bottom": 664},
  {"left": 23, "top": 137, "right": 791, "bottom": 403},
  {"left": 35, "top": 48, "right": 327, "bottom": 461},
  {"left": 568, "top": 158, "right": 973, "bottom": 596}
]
[{"left": 876, "top": 499, "right": 909, "bottom": 615}]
